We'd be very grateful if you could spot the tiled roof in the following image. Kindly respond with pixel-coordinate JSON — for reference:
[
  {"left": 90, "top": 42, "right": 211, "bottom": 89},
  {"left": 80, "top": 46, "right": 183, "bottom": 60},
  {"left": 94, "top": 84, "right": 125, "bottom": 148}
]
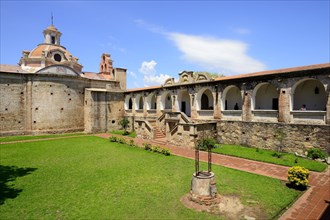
[
  {"left": 0, "top": 64, "right": 28, "bottom": 73},
  {"left": 126, "top": 85, "right": 162, "bottom": 92},
  {"left": 214, "top": 63, "right": 330, "bottom": 81},
  {"left": 126, "top": 63, "right": 330, "bottom": 92}
]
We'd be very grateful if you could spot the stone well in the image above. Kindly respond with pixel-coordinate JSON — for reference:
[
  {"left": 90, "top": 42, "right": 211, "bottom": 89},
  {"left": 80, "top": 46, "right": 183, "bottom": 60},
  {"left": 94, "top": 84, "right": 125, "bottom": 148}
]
[{"left": 190, "top": 171, "right": 220, "bottom": 206}]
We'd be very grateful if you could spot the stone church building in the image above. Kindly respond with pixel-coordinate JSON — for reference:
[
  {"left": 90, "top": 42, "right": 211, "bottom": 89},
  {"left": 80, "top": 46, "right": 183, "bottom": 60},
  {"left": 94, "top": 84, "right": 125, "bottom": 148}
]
[{"left": 1, "top": 25, "right": 329, "bottom": 154}]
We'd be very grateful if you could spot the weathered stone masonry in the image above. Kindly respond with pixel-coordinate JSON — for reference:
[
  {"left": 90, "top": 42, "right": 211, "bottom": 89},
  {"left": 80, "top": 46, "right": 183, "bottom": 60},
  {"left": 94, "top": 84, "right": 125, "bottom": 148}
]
[{"left": 124, "top": 65, "right": 330, "bottom": 153}]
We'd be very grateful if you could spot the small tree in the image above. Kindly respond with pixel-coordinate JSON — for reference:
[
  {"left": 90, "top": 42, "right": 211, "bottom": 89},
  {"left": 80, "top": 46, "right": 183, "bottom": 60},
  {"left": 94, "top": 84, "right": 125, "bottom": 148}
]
[
  {"left": 196, "top": 137, "right": 217, "bottom": 151},
  {"left": 119, "top": 118, "right": 130, "bottom": 135}
]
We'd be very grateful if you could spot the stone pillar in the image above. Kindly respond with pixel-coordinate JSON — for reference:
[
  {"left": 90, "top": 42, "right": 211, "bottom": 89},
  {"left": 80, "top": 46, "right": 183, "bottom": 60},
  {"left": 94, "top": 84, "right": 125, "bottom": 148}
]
[
  {"left": 278, "top": 88, "right": 291, "bottom": 123},
  {"left": 132, "top": 96, "right": 136, "bottom": 115},
  {"left": 213, "top": 91, "right": 221, "bottom": 119},
  {"left": 172, "top": 95, "right": 178, "bottom": 112},
  {"left": 143, "top": 95, "right": 147, "bottom": 117},
  {"left": 242, "top": 90, "right": 252, "bottom": 121},
  {"left": 326, "top": 92, "right": 330, "bottom": 125},
  {"left": 191, "top": 93, "right": 198, "bottom": 119},
  {"left": 156, "top": 94, "right": 162, "bottom": 117}
]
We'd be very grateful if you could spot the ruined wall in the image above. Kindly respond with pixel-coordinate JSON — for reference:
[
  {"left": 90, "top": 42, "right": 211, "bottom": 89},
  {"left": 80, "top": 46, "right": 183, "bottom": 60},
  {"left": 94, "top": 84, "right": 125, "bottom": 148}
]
[
  {"left": 0, "top": 72, "right": 121, "bottom": 136},
  {"left": 84, "top": 89, "right": 124, "bottom": 133},
  {"left": 217, "top": 121, "right": 330, "bottom": 154}
]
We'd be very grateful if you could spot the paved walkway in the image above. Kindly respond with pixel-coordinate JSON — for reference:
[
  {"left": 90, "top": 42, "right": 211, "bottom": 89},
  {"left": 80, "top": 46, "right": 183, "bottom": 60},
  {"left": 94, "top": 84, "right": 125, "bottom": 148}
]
[{"left": 95, "top": 133, "right": 330, "bottom": 220}]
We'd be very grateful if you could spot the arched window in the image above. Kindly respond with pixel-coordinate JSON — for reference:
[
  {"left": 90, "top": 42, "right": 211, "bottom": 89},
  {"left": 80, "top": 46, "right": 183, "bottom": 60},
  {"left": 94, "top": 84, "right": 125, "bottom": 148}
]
[
  {"left": 139, "top": 97, "right": 144, "bottom": 110},
  {"left": 253, "top": 83, "right": 278, "bottom": 110},
  {"left": 160, "top": 92, "right": 172, "bottom": 110},
  {"left": 177, "top": 90, "right": 191, "bottom": 116},
  {"left": 201, "top": 94, "right": 209, "bottom": 109},
  {"left": 124, "top": 95, "right": 133, "bottom": 110},
  {"left": 292, "top": 79, "right": 326, "bottom": 111},
  {"left": 197, "top": 89, "right": 214, "bottom": 110},
  {"left": 222, "top": 86, "right": 242, "bottom": 110},
  {"left": 146, "top": 93, "right": 157, "bottom": 110}
]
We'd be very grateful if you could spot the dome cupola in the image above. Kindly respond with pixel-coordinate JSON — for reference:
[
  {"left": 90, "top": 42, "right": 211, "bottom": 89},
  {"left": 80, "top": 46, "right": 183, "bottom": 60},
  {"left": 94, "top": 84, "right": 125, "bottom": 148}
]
[{"left": 43, "top": 25, "right": 62, "bottom": 45}]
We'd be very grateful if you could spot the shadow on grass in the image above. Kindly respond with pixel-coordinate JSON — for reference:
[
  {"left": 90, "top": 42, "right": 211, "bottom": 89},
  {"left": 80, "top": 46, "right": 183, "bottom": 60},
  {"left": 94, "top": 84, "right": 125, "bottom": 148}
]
[{"left": 0, "top": 165, "right": 37, "bottom": 205}]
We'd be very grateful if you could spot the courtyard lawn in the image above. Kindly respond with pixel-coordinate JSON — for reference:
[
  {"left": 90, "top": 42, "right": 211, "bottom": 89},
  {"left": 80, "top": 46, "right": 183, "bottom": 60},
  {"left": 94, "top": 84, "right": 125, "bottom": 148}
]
[
  {"left": 213, "top": 144, "right": 327, "bottom": 172},
  {"left": 110, "top": 130, "right": 137, "bottom": 138},
  {"left": 0, "top": 132, "right": 85, "bottom": 143},
  {"left": 0, "top": 137, "right": 300, "bottom": 219}
]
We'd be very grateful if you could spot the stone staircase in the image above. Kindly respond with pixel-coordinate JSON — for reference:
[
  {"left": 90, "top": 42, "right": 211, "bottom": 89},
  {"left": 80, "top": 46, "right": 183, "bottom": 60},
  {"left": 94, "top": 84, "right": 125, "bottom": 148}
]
[{"left": 149, "top": 121, "right": 167, "bottom": 146}]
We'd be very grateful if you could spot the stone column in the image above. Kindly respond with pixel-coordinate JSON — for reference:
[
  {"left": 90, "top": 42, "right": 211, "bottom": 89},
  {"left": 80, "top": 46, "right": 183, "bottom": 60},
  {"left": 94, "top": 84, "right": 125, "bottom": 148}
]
[
  {"left": 156, "top": 94, "right": 162, "bottom": 117},
  {"left": 84, "top": 89, "right": 94, "bottom": 133},
  {"left": 143, "top": 95, "right": 147, "bottom": 117},
  {"left": 172, "top": 94, "right": 178, "bottom": 112},
  {"left": 326, "top": 92, "right": 330, "bottom": 125},
  {"left": 213, "top": 91, "right": 221, "bottom": 119},
  {"left": 132, "top": 95, "right": 136, "bottom": 115},
  {"left": 242, "top": 90, "right": 252, "bottom": 121},
  {"left": 190, "top": 93, "right": 198, "bottom": 119},
  {"left": 278, "top": 88, "right": 291, "bottom": 123}
]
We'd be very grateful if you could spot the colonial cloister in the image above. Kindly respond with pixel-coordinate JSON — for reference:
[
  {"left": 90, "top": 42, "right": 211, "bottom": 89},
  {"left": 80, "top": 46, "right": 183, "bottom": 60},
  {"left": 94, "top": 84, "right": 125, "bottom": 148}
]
[{"left": 123, "top": 66, "right": 329, "bottom": 150}]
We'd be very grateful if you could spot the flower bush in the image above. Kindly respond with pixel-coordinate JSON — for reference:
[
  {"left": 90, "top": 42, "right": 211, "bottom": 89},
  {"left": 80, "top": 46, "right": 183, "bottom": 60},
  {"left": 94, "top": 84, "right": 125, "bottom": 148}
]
[{"left": 287, "top": 166, "right": 309, "bottom": 190}]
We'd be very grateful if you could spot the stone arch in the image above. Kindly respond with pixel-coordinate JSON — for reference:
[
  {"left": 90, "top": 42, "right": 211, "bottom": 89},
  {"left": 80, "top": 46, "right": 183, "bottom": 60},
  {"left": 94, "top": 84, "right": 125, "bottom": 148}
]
[
  {"left": 177, "top": 90, "right": 191, "bottom": 116},
  {"left": 291, "top": 78, "right": 326, "bottom": 111},
  {"left": 222, "top": 85, "right": 242, "bottom": 110},
  {"left": 196, "top": 88, "right": 214, "bottom": 110},
  {"left": 135, "top": 94, "right": 144, "bottom": 110},
  {"left": 252, "top": 83, "right": 279, "bottom": 110},
  {"left": 146, "top": 93, "right": 157, "bottom": 110},
  {"left": 124, "top": 95, "right": 133, "bottom": 110},
  {"left": 160, "top": 91, "right": 172, "bottom": 110}
]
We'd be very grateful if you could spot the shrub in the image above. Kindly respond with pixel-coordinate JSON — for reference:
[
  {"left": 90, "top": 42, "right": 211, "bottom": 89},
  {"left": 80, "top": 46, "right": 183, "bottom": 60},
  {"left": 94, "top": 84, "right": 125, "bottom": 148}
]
[
  {"left": 272, "top": 152, "right": 283, "bottom": 158},
  {"left": 161, "top": 148, "right": 171, "bottom": 156},
  {"left": 287, "top": 166, "right": 309, "bottom": 190},
  {"left": 109, "top": 136, "right": 117, "bottom": 142},
  {"left": 196, "top": 137, "right": 217, "bottom": 151},
  {"left": 152, "top": 146, "right": 161, "bottom": 153},
  {"left": 307, "top": 148, "right": 327, "bottom": 160},
  {"left": 129, "top": 139, "right": 135, "bottom": 147},
  {"left": 143, "top": 143, "right": 152, "bottom": 151},
  {"left": 117, "top": 137, "right": 126, "bottom": 144}
]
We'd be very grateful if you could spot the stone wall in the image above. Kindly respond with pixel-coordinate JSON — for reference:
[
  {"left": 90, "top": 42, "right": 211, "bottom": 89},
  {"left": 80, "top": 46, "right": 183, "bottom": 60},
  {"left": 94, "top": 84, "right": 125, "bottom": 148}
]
[
  {"left": 217, "top": 121, "right": 330, "bottom": 154},
  {"left": 84, "top": 89, "right": 125, "bottom": 133},
  {"left": 0, "top": 72, "right": 121, "bottom": 136}
]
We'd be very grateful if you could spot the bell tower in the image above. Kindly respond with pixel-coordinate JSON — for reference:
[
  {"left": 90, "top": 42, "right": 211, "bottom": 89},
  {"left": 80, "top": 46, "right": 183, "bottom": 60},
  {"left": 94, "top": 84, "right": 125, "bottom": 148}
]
[{"left": 43, "top": 16, "right": 62, "bottom": 45}]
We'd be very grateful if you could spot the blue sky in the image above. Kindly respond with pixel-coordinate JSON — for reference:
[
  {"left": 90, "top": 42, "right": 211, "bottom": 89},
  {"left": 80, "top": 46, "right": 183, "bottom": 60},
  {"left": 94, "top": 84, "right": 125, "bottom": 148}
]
[{"left": 1, "top": 1, "right": 329, "bottom": 89}]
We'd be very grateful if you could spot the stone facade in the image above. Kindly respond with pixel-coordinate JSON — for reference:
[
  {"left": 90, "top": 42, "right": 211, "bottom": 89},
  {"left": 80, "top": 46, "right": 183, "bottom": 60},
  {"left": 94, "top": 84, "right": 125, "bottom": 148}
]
[
  {"left": 125, "top": 64, "right": 330, "bottom": 153},
  {"left": 0, "top": 71, "right": 123, "bottom": 136},
  {"left": 0, "top": 24, "right": 127, "bottom": 136}
]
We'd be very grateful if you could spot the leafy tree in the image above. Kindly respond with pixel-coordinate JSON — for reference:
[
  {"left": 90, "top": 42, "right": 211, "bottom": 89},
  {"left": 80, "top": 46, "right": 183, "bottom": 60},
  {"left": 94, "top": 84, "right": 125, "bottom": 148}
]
[{"left": 119, "top": 118, "right": 130, "bottom": 135}]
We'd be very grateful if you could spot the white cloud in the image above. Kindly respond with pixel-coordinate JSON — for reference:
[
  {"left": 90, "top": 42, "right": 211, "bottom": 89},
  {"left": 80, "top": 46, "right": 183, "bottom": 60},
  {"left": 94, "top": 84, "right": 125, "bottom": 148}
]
[
  {"left": 144, "top": 73, "right": 171, "bottom": 86},
  {"left": 139, "top": 60, "right": 157, "bottom": 75},
  {"left": 167, "top": 33, "right": 266, "bottom": 74}
]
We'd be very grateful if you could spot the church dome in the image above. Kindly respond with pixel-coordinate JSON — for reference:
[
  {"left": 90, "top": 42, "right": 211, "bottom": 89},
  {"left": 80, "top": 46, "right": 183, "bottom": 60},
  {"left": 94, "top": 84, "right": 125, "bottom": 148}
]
[{"left": 19, "top": 24, "right": 82, "bottom": 73}]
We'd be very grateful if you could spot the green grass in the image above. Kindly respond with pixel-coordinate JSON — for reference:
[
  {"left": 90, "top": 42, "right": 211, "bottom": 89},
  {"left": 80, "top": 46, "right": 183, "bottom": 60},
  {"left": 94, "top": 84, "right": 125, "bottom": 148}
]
[
  {"left": 0, "top": 132, "right": 85, "bottom": 143},
  {"left": 110, "top": 130, "right": 137, "bottom": 138},
  {"left": 0, "top": 137, "right": 301, "bottom": 219},
  {"left": 213, "top": 144, "right": 327, "bottom": 172}
]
